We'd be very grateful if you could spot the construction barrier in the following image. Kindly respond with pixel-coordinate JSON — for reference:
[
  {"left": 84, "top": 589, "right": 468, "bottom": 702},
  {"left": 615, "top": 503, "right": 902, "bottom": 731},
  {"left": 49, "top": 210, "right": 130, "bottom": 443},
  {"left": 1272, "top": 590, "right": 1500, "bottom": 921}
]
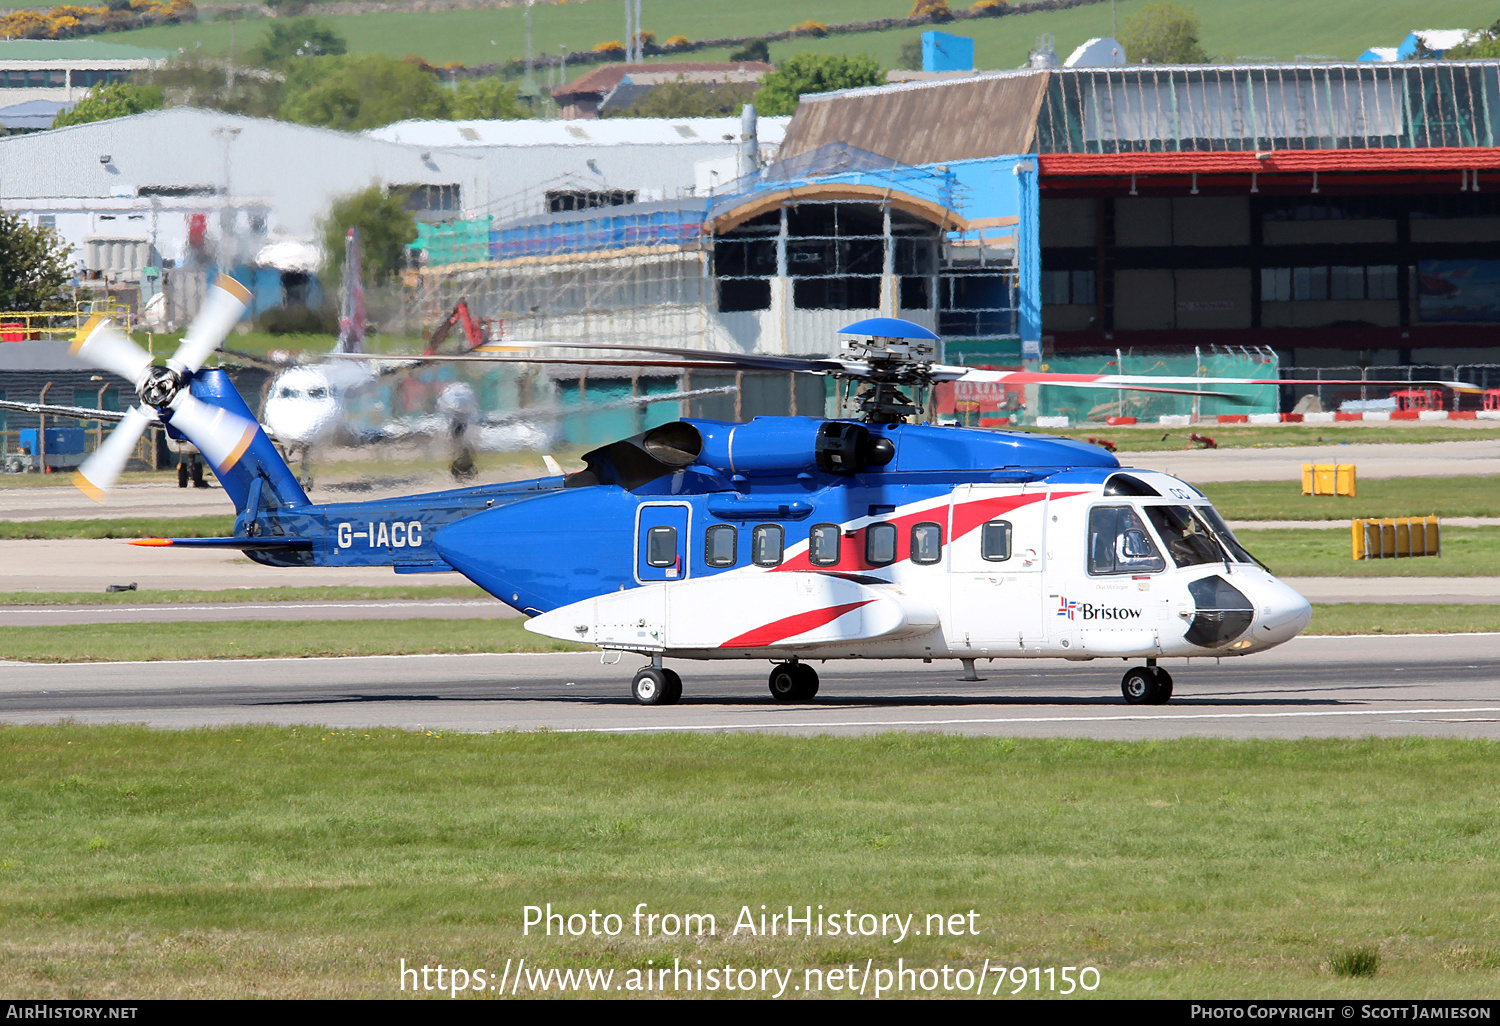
[
  {"left": 1302, "top": 464, "right": 1357, "bottom": 497},
  {"left": 1352, "top": 516, "right": 1441, "bottom": 560}
]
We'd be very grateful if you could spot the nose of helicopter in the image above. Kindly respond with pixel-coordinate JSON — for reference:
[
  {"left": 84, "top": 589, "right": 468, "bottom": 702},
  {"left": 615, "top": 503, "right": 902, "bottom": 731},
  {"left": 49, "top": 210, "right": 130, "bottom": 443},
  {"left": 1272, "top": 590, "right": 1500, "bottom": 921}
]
[{"left": 1245, "top": 574, "right": 1313, "bottom": 650}]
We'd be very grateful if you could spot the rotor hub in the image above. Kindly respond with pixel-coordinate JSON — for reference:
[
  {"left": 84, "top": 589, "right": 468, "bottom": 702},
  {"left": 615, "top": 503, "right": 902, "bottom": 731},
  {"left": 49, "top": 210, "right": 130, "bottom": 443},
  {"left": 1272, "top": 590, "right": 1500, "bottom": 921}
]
[{"left": 139, "top": 367, "right": 183, "bottom": 409}]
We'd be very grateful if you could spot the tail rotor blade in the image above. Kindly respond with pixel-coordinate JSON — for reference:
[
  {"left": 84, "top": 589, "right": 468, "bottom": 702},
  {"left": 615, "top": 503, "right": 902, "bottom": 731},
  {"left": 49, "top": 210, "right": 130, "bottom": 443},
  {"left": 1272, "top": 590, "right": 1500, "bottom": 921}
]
[
  {"left": 71, "top": 405, "right": 153, "bottom": 502},
  {"left": 169, "top": 275, "right": 253, "bottom": 375},
  {"left": 166, "top": 392, "right": 258, "bottom": 474},
  {"left": 70, "top": 317, "right": 153, "bottom": 387}
]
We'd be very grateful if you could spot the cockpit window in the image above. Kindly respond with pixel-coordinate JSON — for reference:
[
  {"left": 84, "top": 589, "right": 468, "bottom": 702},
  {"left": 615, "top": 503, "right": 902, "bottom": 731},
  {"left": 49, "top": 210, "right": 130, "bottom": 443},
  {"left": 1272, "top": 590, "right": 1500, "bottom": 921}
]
[
  {"left": 1196, "top": 506, "right": 1257, "bottom": 564},
  {"left": 1088, "top": 506, "right": 1164, "bottom": 575},
  {"left": 1143, "top": 505, "right": 1222, "bottom": 568},
  {"left": 307, "top": 387, "right": 329, "bottom": 400},
  {"left": 278, "top": 387, "right": 300, "bottom": 399}
]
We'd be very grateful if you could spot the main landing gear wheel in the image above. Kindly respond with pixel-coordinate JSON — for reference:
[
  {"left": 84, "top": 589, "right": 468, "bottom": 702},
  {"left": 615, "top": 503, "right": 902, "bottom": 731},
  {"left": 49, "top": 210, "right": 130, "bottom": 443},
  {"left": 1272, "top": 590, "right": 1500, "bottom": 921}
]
[
  {"left": 631, "top": 666, "right": 681, "bottom": 706},
  {"left": 1121, "top": 665, "right": 1173, "bottom": 705},
  {"left": 768, "top": 662, "right": 819, "bottom": 702}
]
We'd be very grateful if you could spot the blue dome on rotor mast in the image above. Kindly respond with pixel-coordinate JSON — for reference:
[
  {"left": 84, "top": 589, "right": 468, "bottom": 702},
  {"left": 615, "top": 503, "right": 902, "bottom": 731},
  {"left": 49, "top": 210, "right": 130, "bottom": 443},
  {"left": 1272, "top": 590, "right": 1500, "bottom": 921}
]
[{"left": 839, "top": 317, "right": 940, "bottom": 341}]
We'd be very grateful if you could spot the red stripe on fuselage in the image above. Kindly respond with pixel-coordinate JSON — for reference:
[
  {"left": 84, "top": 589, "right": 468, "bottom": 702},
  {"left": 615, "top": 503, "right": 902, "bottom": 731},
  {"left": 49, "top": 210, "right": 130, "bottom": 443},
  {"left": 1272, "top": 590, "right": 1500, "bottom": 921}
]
[
  {"left": 774, "top": 490, "right": 1082, "bottom": 573},
  {"left": 718, "top": 600, "right": 875, "bottom": 648}
]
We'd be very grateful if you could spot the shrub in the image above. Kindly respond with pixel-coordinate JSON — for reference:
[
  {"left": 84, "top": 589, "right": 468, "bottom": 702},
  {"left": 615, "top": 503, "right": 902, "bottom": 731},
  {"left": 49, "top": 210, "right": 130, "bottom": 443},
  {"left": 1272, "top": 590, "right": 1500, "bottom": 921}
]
[
  {"left": 910, "top": 0, "right": 952, "bottom": 21},
  {"left": 1329, "top": 946, "right": 1380, "bottom": 978},
  {"left": 791, "top": 20, "right": 827, "bottom": 37},
  {"left": 971, "top": 0, "right": 1008, "bottom": 13},
  {"left": 593, "top": 40, "right": 625, "bottom": 57},
  {"left": 664, "top": 34, "right": 690, "bottom": 49}
]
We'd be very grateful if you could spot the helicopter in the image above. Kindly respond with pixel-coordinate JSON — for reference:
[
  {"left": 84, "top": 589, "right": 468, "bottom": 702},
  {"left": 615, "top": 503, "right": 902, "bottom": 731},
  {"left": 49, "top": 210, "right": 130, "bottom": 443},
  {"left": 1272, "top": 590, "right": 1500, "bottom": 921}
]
[{"left": 66, "top": 277, "right": 1478, "bottom": 706}]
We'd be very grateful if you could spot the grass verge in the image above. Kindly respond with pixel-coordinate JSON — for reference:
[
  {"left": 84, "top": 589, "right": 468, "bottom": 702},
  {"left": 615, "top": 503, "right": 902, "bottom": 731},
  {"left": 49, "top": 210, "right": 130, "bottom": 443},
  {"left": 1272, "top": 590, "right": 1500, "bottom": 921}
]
[
  {"left": 1039, "top": 424, "right": 1500, "bottom": 452},
  {"left": 1242, "top": 528, "right": 1500, "bottom": 577},
  {"left": 0, "top": 618, "right": 587, "bottom": 663},
  {"left": 1201, "top": 477, "right": 1500, "bottom": 521},
  {"left": 0, "top": 584, "right": 489, "bottom": 606},
  {"left": 0, "top": 728, "right": 1496, "bottom": 998},
  {"left": 0, "top": 605, "right": 1494, "bottom": 663},
  {"left": 0, "top": 516, "right": 234, "bottom": 540}
]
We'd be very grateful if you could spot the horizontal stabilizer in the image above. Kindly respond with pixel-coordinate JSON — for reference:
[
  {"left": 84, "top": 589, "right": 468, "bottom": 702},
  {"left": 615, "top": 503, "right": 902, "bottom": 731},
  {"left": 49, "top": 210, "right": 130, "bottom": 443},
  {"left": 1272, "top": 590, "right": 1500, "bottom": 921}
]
[{"left": 129, "top": 537, "right": 313, "bottom": 551}]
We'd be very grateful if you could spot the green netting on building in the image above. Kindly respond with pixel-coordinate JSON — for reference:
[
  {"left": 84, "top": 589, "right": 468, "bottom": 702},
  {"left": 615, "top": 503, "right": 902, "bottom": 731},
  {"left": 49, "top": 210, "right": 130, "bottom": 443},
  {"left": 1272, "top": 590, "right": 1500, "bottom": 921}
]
[
  {"left": 1035, "top": 350, "right": 1280, "bottom": 423},
  {"left": 414, "top": 218, "right": 491, "bottom": 267}
]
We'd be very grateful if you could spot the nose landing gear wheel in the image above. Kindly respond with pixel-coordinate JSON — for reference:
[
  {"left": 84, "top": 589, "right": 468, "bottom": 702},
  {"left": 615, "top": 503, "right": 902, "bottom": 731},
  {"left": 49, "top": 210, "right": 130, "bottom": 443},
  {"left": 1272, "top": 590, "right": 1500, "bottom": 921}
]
[
  {"left": 768, "top": 662, "right": 819, "bottom": 702},
  {"left": 1121, "top": 665, "right": 1173, "bottom": 705},
  {"left": 632, "top": 666, "right": 682, "bottom": 706}
]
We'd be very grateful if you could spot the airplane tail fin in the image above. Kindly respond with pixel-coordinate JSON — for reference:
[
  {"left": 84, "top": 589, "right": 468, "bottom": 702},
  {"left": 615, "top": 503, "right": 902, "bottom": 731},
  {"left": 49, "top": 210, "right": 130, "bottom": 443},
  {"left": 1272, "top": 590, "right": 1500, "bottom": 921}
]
[{"left": 181, "top": 369, "right": 311, "bottom": 514}]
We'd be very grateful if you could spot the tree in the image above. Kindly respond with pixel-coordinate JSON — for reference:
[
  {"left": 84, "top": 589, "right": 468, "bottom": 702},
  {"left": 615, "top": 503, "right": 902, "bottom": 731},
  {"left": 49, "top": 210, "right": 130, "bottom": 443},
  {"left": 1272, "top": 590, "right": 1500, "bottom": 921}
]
[
  {"left": 51, "top": 81, "right": 163, "bottom": 128},
  {"left": 252, "top": 18, "right": 347, "bottom": 67},
  {"left": 607, "top": 76, "right": 757, "bottom": 118},
  {"left": 281, "top": 54, "right": 451, "bottom": 131},
  {"left": 1446, "top": 21, "right": 1500, "bottom": 59},
  {"left": 140, "top": 53, "right": 283, "bottom": 118},
  {"left": 451, "top": 77, "right": 529, "bottom": 120},
  {"left": 0, "top": 212, "right": 74, "bottom": 311},
  {"left": 1118, "top": 2, "right": 1210, "bottom": 64},
  {"left": 753, "top": 53, "right": 884, "bottom": 116},
  {"left": 319, "top": 186, "right": 417, "bottom": 289},
  {"left": 898, "top": 36, "right": 924, "bottom": 70},
  {"left": 729, "top": 39, "right": 770, "bottom": 63}
]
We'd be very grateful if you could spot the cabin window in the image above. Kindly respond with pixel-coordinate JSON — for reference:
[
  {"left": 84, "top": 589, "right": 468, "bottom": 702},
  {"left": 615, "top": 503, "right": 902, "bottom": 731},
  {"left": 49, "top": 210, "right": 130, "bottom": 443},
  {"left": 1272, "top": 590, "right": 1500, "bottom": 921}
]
[
  {"left": 645, "top": 526, "right": 678, "bottom": 567},
  {"left": 981, "top": 520, "right": 1012, "bottom": 561},
  {"left": 1143, "top": 505, "right": 1221, "bottom": 568},
  {"left": 910, "top": 522, "right": 943, "bottom": 564},
  {"left": 1088, "top": 506, "right": 1164, "bottom": 575},
  {"left": 865, "top": 522, "right": 897, "bottom": 566},
  {"left": 704, "top": 524, "right": 737, "bottom": 568},
  {"left": 752, "top": 524, "right": 784, "bottom": 567},
  {"left": 808, "top": 523, "right": 841, "bottom": 567}
]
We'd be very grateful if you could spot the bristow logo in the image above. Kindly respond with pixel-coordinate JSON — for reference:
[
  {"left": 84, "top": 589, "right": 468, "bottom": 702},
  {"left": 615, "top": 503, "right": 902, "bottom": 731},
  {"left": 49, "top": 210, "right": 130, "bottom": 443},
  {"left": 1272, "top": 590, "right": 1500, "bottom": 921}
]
[{"left": 1057, "top": 597, "right": 1142, "bottom": 621}]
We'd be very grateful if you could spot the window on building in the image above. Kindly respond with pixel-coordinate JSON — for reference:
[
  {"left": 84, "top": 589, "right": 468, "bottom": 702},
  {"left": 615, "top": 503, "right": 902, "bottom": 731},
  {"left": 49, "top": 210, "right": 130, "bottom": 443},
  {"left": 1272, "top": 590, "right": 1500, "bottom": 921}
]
[
  {"left": 546, "top": 189, "right": 636, "bottom": 212},
  {"left": 1263, "top": 265, "right": 1399, "bottom": 302},
  {"left": 395, "top": 184, "right": 462, "bottom": 215}
]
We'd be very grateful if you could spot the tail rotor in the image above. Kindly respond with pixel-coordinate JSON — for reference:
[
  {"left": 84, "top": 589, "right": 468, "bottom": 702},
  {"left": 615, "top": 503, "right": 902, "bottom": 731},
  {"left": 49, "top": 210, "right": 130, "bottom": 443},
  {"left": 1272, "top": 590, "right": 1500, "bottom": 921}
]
[{"left": 70, "top": 275, "right": 257, "bottom": 503}]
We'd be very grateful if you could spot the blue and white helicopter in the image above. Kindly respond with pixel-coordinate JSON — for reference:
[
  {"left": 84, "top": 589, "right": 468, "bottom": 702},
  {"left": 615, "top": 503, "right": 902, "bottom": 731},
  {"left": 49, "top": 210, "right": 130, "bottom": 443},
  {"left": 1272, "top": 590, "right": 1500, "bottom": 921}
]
[{"left": 77, "top": 275, "right": 1475, "bottom": 707}]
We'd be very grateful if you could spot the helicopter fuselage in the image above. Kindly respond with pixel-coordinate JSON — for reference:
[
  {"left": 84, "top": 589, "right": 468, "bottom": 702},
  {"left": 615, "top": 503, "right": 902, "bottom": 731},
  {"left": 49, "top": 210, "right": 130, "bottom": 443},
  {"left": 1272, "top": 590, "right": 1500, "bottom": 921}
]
[{"left": 426, "top": 417, "right": 1311, "bottom": 666}]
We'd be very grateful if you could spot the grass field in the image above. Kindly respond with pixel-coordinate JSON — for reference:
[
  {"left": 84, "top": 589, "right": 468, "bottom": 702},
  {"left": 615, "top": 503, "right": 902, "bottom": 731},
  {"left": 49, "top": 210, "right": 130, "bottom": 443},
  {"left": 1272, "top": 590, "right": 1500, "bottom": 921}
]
[
  {"left": 1, "top": 726, "right": 1497, "bottom": 998},
  {"left": 0, "top": 603, "right": 1492, "bottom": 662},
  {"left": 1240, "top": 527, "right": 1499, "bottom": 577},
  {"left": 0, "top": 583, "right": 488, "bottom": 605},
  {"left": 1200, "top": 477, "right": 1500, "bottom": 521},
  {"left": 1041, "top": 425, "right": 1500, "bottom": 452},
  {"left": 98, "top": 0, "right": 1496, "bottom": 75}
]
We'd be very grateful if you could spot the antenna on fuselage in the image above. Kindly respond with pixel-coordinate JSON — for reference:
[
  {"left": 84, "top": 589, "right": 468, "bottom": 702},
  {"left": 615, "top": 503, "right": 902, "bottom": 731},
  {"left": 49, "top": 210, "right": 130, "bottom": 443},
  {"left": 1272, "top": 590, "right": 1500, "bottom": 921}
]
[{"left": 837, "top": 318, "right": 941, "bottom": 425}]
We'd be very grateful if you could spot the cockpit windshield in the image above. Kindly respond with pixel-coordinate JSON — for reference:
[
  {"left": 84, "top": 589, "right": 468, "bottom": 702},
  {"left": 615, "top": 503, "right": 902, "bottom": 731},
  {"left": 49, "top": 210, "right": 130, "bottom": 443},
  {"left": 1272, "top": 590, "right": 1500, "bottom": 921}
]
[
  {"left": 1143, "top": 505, "right": 1223, "bottom": 568},
  {"left": 1195, "top": 505, "right": 1258, "bottom": 565},
  {"left": 1140, "top": 504, "right": 1257, "bottom": 568}
]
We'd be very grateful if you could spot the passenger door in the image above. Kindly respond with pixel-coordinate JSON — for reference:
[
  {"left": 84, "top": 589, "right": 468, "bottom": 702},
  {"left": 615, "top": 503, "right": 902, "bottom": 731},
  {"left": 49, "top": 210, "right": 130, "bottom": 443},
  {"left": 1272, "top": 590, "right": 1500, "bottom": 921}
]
[
  {"left": 947, "top": 484, "right": 1046, "bottom": 655},
  {"left": 635, "top": 503, "right": 691, "bottom": 584}
]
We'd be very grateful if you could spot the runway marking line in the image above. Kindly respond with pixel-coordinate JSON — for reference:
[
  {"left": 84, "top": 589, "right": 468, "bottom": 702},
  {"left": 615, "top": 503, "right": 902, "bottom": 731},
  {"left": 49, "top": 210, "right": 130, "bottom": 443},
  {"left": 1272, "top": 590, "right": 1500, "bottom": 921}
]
[{"left": 555, "top": 706, "right": 1500, "bottom": 734}]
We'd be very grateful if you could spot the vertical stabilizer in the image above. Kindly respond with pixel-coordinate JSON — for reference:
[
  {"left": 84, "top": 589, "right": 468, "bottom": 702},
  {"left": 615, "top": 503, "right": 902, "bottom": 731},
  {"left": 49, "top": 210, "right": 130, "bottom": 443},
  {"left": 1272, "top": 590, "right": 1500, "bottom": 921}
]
[{"left": 181, "top": 369, "right": 311, "bottom": 512}]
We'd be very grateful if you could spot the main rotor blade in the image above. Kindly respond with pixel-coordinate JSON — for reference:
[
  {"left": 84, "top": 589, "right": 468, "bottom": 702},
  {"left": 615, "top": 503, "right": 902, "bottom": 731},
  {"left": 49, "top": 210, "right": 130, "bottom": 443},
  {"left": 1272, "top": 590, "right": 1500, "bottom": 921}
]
[
  {"left": 169, "top": 275, "right": 253, "bottom": 376},
  {"left": 942, "top": 367, "right": 1483, "bottom": 394},
  {"left": 166, "top": 392, "right": 258, "bottom": 473},
  {"left": 0, "top": 399, "right": 128, "bottom": 423},
  {"left": 471, "top": 341, "right": 847, "bottom": 375},
  {"left": 71, "top": 405, "right": 154, "bottom": 502},
  {"left": 69, "top": 317, "right": 153, "bottom": 388}
]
